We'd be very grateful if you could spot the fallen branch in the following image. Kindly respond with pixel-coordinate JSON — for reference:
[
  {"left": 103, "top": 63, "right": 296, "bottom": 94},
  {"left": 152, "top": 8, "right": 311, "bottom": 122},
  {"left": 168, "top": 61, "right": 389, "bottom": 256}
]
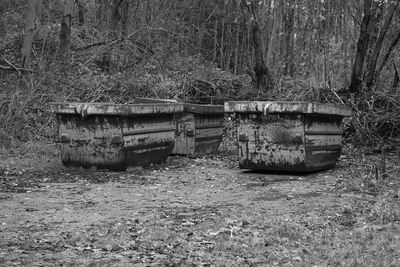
[
  {"left": 0, "top": 57, "right": 33, "bottom": 73},
  {"left": 74, "top": 41, "right": 107, "bottom": 51}
]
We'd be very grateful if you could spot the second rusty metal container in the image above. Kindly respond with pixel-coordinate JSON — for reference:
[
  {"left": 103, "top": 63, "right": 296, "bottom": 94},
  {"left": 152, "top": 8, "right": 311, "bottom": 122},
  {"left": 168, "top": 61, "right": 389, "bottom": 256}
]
[
  {"left": 225, "top": 101, "right": 351, "bottom": 172},
  {"left": 173, "top": 104, "right": 224, "bottom": 156},
  {"left": 50, "top": 102, "right": 184, "bottom": 170},
  {"left": 134, "top": 98, "right": 224, "bottom": 157}
]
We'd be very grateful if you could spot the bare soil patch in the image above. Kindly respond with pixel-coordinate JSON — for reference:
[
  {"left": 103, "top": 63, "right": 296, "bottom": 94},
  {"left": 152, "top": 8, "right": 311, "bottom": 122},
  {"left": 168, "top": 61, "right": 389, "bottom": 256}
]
[{"left": 1, "top": 145, "right": 400, "bottom": 266}]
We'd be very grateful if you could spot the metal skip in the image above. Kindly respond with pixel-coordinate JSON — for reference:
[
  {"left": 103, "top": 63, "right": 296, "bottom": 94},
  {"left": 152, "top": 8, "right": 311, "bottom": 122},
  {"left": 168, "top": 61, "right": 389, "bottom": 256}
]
[
  {"left": 50, "top": 102, "right": 184, "bottom": 170},
  {"left": 134, "top": 98, "right": 225, "bottom": 157},
  {"left": 225, "top": 101, "right": 351, "bottom": 172}
]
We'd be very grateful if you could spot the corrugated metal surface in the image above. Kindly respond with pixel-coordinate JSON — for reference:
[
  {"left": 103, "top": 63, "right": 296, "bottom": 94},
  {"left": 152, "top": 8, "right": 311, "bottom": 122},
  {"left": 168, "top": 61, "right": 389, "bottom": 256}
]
[
  {"left": 50, "top": 102, "right": 184, "bottom": 170},
  {"left": 225, "top": 101, "right": 351, "bottom": 172}
]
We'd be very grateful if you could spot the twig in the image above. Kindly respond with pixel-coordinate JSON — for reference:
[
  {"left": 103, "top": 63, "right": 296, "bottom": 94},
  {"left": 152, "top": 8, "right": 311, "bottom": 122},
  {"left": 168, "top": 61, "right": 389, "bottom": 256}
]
[
  {"left": 74, "top": 41, "right": 107, "bottom": 51},
  {"left": 330, "top": 87, "right": 345, "bottom": 105},
  {"left": 1, "top": 57, "right": 33, "bottom": 73},
  {"left": 381, "top": 140, "right": 387, "bottom": 179}
]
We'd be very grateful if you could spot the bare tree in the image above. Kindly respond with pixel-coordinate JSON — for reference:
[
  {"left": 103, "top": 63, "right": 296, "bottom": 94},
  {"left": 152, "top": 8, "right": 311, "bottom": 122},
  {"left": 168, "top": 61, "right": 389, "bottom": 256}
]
[
  {"left": 366, "top": 0, "right": 400, "bottom": 89},
  {"left": 242, "top": 0, "right": 274, "bottom": 93},
  {"left": 76, "top": 0, "right": 86, "bottom": 26},
  {"left": 21, "top": 0, "right": 38, "bottom": 69},
  {"left": 282, "top": 0, "right": 295, "bottom": 77},
  {"left": 0, "top": 3, "right": 6, "bottom": 39},
  {"left": 58, "top": 0, "right": 74, "bottom": 58},
  {"left": 348, "top": 0, "right": 378, "bottom": 96},
  {"left": 102, "top": 0, "right": 124, "bottom": 72}
]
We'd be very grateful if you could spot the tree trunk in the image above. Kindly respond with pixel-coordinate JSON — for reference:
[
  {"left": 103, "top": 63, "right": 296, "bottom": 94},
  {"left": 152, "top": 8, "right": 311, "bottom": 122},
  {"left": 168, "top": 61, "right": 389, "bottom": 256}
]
[
  {"left": 0, "top": 4, "right": 6, "bottom": 39},
  {"left": 58, "top": 0, "right": 74, "bottom": 58},
  {"left": 252, "top": 19, "right": 274, "bottom": 92},
  {"left": 76, "top": 0, "right": 86, "bottom": 25},
  {"left": 377, "top": 30, "right": 400, "bottom": 78},
  {"left": 212, "top": 19, "right": 218, "bottom": 63},
  {"left": 392, "top": 63, "right": 399, "bottom": 93},
  {"left": 234, "top": 21, "right": 240, "bottom": 74},
  {"left": 348, "top": 0, "right": 378, "bottom": 95},
  {"left": 102, "top": 0, "right": 122, "bottom": 72},
  {"left": 21, "top": 0, "right": 37, "bottom": 69},
  {"left": 283, "top": 0, "right": 295, "bottom": 77},
  {"left": 267, "top": 5, "right": 279, "bottom": 72},
  {"left": 219, "top": 3, "right": 225, "bottom": 69},
  {"left": 243, "top": 1, "right": 274, "bottom": 92},
  {"left": 365, "top": 1, "right": 399, "bottom": 89},
  {"left": 121, "top": 0, "right": 129, "bottom": 37},
  {"left": 96, "top": 0, "right": 109, "bottom": 28}
]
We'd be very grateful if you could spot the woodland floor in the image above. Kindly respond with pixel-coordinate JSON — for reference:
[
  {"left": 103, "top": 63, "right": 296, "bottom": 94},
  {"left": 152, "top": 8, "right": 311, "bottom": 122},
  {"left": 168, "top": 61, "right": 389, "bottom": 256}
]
[{"left": 1, "top": 142, "right": 400, "bottom": 266}]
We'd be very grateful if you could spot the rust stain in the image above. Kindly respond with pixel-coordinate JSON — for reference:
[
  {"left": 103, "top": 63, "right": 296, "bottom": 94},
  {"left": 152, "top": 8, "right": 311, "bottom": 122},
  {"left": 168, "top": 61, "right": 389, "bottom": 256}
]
[
  {"left": 230, "top": 102, "right": 349, "bottom": 172},
  {"left": 173, "top": 107, "right": 224, "bottom": 157},
  {"left": 52, "top": 103, "right": 179, "bottom": 171}
]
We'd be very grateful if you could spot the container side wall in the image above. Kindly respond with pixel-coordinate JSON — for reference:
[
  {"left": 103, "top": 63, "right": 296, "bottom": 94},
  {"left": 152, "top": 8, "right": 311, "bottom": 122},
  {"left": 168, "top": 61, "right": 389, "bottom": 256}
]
[
  {"left": 304, "top": 114, "right": 344, "bottom": 171},
  {"left": 58, "top": 115, "right": 125, "bottom": 170},
  {"left": 237, "top": 113, "right": 307, "bottom": 171},
  {"left": 172, "top": 113, "right": 196, "bottom": 155},
  {"left": 121, "top": 114, "right": 175, "bottom": 166},
  {"left": 194, "top": 114, "right": 224, "bottom": 155}
]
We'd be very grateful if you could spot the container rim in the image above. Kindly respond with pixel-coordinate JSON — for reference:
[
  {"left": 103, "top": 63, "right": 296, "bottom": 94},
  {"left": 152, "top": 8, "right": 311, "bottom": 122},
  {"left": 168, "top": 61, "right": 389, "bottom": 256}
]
[
  {"left": 134, "top": 98, "right": 224, "bottom": 114},
  {"left": 185, "top": 104, "right": 224, "bottom": 114},
  {"left": 224, "top": 101, "right": 352, "bottom": 117},
  {"left": 49, "top": 102, "right": 185, "bottom": 117}
]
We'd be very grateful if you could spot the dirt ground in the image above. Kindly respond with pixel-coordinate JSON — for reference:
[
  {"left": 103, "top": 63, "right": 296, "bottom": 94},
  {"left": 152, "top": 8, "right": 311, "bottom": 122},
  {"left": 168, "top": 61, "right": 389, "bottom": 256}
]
[{"left": 1, "top": 144, "right": 400, "bottom": 266}]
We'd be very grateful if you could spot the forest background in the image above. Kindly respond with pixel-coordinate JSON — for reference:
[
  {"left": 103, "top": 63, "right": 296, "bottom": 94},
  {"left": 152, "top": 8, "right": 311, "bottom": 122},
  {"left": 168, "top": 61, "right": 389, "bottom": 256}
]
[{"left": 0, "top": 0, "right": 400, "bottom": 149}]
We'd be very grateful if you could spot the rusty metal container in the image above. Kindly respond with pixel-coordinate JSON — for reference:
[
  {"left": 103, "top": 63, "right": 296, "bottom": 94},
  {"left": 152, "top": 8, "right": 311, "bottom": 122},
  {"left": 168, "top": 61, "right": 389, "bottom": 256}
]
[
  {"left": 173, "top": 104, "right": 224, "bottom": 156},
  {"left": 225, "top": 101, "right": 351, "bottom": 172},
  {"left": 134, "top": 98, "right": 224, "bottom": 157},
  {"left": 50, "top": 102, "right": 184, "bottom": 170}
]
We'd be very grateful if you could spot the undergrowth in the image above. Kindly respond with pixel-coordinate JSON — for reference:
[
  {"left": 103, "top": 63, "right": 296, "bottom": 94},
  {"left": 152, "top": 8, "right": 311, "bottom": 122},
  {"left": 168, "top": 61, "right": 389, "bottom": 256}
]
[{"left": 1, "top": 17, "right": 400, "bottom": 154}]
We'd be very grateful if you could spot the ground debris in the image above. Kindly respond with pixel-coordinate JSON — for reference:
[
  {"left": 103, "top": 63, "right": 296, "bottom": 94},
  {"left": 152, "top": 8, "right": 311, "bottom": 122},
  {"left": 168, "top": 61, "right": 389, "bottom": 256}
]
[{"left": 1, "top": 147, "right": 400, "bottom": 266}]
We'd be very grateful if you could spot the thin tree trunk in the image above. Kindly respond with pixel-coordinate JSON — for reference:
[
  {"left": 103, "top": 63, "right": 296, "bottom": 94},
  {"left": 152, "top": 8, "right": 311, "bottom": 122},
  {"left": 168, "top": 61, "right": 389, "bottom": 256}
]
[
  {"left": 0, "top": 4, "right": 6, "bottom": 39},
  {"left": 234, "top": 22, "right": 240, "bottom": 74},
  {"left": 103, "top": 0, "right": 122, "bottom": 72},
  {"left": 377, "top": 29, "right": 400, "bottom": 78},
  {"left": 348, "top": 0, "right": 378, "bottom": 95},
  {"left": 212, "top": 19, "right": 218, "bottom": 63},
  {"left": 58, "top": 0, "right": 74, "bottom": 58},
  {"left": 21, "top": 0, "right": 37, "bottom": 69},
  {"left": 243, "top": 1, "right": 274, "bottom": 92},
  {"left": 96, "top": 0, "right": 109, "bottom": 28},
  {"left": 76, "top": 0, "right": 86, "bottom": 26},
  {"left": 252, "top": 19, "right": 274, "bottom": 92},
  {"left": 220, "top": 6, "right": 225, "bottom": 68},
  {"left": 283, "top": 0, "right": 295, "bottom": 77},
  {"left": 121, "top": 0, "right": 129, "bottom": 37},
  {"left": 365, "top": 1, "right": 399, "bottom": 89},
  {"left": 267, "top": 6, "right": 279, "bottom": 71},
  {"left": 392, "top": 63, "right": 399, "bottom": 93}
]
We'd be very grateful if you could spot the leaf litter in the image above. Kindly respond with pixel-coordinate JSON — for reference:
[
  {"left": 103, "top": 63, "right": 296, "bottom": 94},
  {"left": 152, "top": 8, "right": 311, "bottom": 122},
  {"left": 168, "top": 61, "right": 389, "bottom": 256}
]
[{"left": 1, "top": 149, "right": 400, "bottom": 266}]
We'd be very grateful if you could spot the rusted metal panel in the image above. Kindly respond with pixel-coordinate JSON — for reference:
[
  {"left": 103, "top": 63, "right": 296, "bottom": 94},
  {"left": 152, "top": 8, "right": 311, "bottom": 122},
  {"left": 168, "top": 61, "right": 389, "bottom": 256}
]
[
  {"left": 303, "top": 114, "right": 344, "bottom": 171},
  {"left": 173, "top": 104, "right": 224, "bottom": 156},
  {"left": 173, "top": 113, "right": 196, "bottom": 155},
  {"left": 49, "top": 102, "right": 184, "bottom": 116},
  {"left": 50, "top": 102, "right": 184, "bottom": 170},
  {"left": 57, "top": 115, "right": 125, "bottom": 170},
  {"left": 134, "top": 99, "right": 225, "bottom": 157},
  {"left": 236, "top": 113, "right": 306, "bottom": 171},
  {"left": 225, "top": 101, "right": 351, "bottom": 172},
  {"left": 225, "top": 101, "right": 352, "bottom": 117}
]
